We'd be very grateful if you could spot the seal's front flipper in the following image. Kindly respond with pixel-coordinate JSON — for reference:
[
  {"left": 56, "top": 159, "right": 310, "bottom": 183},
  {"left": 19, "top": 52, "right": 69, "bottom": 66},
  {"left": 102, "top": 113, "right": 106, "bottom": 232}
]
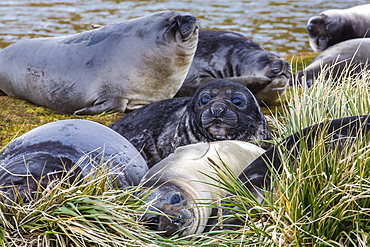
[
  {"left": 74, "top": 98, "right": 128, "bottom": 115},
  {"left": 225, "top": 76, "right": 272, "bottom": 94}
]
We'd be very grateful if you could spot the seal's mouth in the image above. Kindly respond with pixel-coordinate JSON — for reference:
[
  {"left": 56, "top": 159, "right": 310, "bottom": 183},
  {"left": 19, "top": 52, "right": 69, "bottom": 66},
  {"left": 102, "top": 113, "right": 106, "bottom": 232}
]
[{"left": 143, "top": 208, "right": 194, "bottom": 237}]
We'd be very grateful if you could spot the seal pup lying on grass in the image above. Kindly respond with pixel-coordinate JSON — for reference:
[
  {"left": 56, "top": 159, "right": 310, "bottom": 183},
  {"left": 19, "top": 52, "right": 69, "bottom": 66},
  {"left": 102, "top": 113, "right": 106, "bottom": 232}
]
[
  {"left": 175, "top": 29, "right": 291, "bottom": 106},
  {"left": 0, "top": 119, "right": 148, "bottom": 202},
  {"left": 110, "top": 79, "right": 271, "bottom": 168},
  {"left": 293, "top": 38, "right": 370, "bottom": 87},
  {"left": 0, "top": 11, "right": 198, "bottom": 115},
  {"left": 139, "top": 140, "right": 265, "bottom": 237}
]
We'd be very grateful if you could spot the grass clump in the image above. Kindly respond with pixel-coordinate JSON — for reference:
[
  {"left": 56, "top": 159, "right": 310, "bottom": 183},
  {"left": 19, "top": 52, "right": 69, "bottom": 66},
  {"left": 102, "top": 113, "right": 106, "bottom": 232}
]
[{"left": 214, "top": 66, "right": 370, "bottom": 246}]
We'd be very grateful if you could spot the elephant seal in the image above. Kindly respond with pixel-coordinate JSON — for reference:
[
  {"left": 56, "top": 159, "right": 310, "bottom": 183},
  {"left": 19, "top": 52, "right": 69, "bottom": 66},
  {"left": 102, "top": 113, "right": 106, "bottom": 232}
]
[
  {"left": 110, "top": 79, "right": 272, "bottom": 168},
  {"left": 0, "top": 11, "right": 199, "bottom": 115},
  {"left": 174, "top": 29, "right": 292, "bottom": 106},
  {"left": 307, "top": 4, "right": 370, "bottom": 52},
  {"left": 139, "top": 140, "right": 265, "bottom": 236},
  {"left": 0, "top": 119, "right": 148, "bottom": 202},
  {"left": 239, "top": 115, "right": 370, "bottom": 202},
  {"left": 293, "top": 38, "right": 370, "bottom": 87}
]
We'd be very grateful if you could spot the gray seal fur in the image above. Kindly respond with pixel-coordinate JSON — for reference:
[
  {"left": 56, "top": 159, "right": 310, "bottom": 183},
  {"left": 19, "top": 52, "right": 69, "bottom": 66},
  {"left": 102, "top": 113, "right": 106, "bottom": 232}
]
[
  {"left": 294, "top": 38, "right": 370, "bottom": 87},
  {"left": 0, "top": 119, "right": 148, "bottom": 202},
  {"left": 175, "top": 30, "right": 291, "bottom": 106},
  {"left": 139, "top": 140, "right": 265, "bottom": 236},
  {"left": 307, "top": 4, "right": 370, "bottom": 52},
  {"left": 0, "top": 11, "right": 198, "bottom": 115},
  {"left": 110, "top": 79, "right": 272, "bottom": 168}
]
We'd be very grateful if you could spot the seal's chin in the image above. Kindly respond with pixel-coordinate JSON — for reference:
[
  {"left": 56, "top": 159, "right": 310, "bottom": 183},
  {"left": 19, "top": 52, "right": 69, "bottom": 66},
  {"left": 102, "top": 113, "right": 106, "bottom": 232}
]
[{"left": 206, "top": 125, "right": 231, "bottom": 140}]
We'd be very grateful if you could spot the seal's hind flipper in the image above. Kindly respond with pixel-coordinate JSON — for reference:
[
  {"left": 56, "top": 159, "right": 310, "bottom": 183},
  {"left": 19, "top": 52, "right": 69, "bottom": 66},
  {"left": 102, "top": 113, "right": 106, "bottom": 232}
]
[{"left": 74, "top": 98, "right": 128, "bottom": 115}]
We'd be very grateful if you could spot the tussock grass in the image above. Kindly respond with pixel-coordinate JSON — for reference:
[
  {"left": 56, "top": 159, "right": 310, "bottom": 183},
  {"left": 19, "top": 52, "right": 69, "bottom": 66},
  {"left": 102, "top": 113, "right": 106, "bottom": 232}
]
[{"left": 213, "top": 66, "right": 370, "bottom": 246}]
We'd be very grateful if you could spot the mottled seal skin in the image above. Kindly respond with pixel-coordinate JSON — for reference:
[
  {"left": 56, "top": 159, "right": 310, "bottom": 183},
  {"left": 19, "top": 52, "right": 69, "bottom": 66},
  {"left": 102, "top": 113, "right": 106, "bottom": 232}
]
[
  {"left": 0, "top": 11, "right": 198, "bottom": 115},
  {"left": 139, "top": 140, "right": 265, "bottom": 237},
  {"left": 239, "top": 115, "right": 370, "bottom": 202},
  {"left": 293, "top": 38, "right": 370, "bottom": 87},
  {"left": 0, "top": 119, "right": 148, "bottom": 202},
  {"left": 307, "top": 4, "right": 370, "bottom": 52},
  {"left": 110, "top": 79, "right": 271, "bottom": 168},
  {"left": 175, "top": 29, "right": 292, "bottom": 106}
]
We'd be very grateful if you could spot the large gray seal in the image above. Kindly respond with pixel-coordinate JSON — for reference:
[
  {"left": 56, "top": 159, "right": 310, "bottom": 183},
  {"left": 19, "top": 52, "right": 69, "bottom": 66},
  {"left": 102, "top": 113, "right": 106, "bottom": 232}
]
[
  {"left": 307, "top": 4, "right": 370, "bottom": 52},
  {"left": 0, "top": 119, "right": 148, "bottom": 202},
  {"left": 139, "top": 140, "right": 265, "bottom": 236},
  {"left": 110, "top": 79, "right": 271, "bottom": 168},
  {"left": 175, "top": 29, "right": 292, "bottom": 106},
  {"left": 0, "top": 11, "right": 198, "bottom": 115},
  {"left": 294, "top": 38, "right": 370, "bottom": 87}
]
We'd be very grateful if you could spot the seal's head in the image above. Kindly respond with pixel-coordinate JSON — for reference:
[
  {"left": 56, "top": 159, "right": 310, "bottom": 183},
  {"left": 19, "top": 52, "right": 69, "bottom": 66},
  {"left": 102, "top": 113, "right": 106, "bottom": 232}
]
[
  {"left": 141, "top": 183, "right": 198, "bottom": 237},
  {"left": 307, "top": 12, "right": 347, "bottom": 52},
  {"left": 189, "top": 79, "right": 271, "bottom": 149}
]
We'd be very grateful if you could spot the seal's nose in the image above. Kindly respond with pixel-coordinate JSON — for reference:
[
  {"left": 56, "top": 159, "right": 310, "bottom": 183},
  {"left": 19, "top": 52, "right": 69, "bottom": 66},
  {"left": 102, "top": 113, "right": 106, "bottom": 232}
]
[
  {"left": 307, "top": 16, "right": 325, "bottom": 33},
  {"left": 177, "top": 15, "right": 198, "bottom": 41},
  {"left": 210, "top": 102, "right": 227, "bottom": 117},
  {"left": 178, "top": 15, "right": 196, "bottom": 26}
]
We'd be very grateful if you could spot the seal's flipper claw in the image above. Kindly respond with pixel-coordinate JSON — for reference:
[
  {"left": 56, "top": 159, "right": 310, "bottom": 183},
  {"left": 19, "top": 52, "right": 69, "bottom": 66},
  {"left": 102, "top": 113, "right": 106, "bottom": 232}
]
[{"left": 74, "top": 98, "right": 128, "bottom": 115}]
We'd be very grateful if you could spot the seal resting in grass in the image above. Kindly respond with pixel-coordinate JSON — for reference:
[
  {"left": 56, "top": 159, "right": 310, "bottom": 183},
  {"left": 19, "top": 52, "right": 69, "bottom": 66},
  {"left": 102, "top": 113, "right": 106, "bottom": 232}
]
[
  {"left": 0, "top": 119, "right": 148, "bottom": 202},
  {"left": 0, "top": 11, "right": 198, "bottom": 115},
  {"left": 175, "top": 29, "right": 292, "bottom": 106},
  {"left": 139, "top": 140, "right": 265, "bottom": 236},
  {"left": 110, "top": 79, "right": 271, "bottom": 168}
]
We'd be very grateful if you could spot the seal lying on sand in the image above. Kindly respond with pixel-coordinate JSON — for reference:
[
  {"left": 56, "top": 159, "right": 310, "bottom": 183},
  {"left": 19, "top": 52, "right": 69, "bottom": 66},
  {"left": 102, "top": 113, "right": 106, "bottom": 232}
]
[
  {"left": 175, "top": 29, "right": 291, "bottom": 106},
  {"left": 110, "top": 79, "right": 271, "bottom": 168},
  {"left": 0, "top": 119, "right": 148, "bottom": 202},
  {"left": 293, "top": 38, "right": 370, "bottom": 87},
  {"left": 0, "top": 11, "right": 198, "bottom": 115},
  {"left": 307, "top": 4, "right": 370, "bottom": 52},
  {"left": 239, "top": 115, "right": 370, "bottom": 202},
  {"left": 139, "top": 140, "right": 265, "bottom": 236}
]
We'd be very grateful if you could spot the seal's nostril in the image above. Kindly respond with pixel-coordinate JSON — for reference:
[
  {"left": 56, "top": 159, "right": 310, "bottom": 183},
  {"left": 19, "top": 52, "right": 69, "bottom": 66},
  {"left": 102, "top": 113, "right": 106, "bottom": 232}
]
[{"left": 210, "top": 102, "right": 226, "bottom": 117}]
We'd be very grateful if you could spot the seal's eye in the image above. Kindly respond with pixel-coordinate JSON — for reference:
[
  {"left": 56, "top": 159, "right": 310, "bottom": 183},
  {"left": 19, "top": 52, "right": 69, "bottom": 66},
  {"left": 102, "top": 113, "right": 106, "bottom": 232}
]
[
  {"left": 170, "top": 194, "right": 181, "bottom": 205},
  {"left": 200, "top": 94, "right": 212, "bottom": 105},
  {"left": 231, "top": 95, "right": 245, "bottom": 107}
]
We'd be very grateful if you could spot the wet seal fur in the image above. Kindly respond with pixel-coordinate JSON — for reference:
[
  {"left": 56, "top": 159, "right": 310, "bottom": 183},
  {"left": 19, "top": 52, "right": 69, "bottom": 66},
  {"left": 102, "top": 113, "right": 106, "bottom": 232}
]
[
  {"left": 0, "top": 11, "right": 198, "bottom": 115},
  {"left": 110, "top": 79, "right": 271, "bottom": 168},
  {"left": 0, "top": 119, "right": 148, "bottom": 202},
  {"left": 239, "top": 115, "right": 370, "bottom": 203},
  {"left": 175, "top": 29, "right": 291, "bottom": 106},
  {"left": 307, "top": 4, "right": 370, "bottom": 52},
  {"left": 293, "top": 38, "right": 370, "bottom": 87},
  {"left": 139, "top": 140, "right": 265, "bottom": 236}
]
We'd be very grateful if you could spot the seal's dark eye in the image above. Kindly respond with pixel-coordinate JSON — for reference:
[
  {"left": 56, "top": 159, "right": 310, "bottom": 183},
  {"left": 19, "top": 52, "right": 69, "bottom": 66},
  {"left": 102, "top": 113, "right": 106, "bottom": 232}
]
[
  {"left": 170, "top": 194, "right": 181, "bottom": 205},
  {"left": 200, "top": 94, "right": 212, "bottom": 105},
  {"left": 231, "top": 95, "right": 245, "bottom": 107}
]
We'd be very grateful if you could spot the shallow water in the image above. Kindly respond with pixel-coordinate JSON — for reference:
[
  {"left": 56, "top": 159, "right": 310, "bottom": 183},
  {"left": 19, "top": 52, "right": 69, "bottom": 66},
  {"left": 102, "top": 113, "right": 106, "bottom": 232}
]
[{"left": 0, "top": 0, "right": 368, "bottom": 55}]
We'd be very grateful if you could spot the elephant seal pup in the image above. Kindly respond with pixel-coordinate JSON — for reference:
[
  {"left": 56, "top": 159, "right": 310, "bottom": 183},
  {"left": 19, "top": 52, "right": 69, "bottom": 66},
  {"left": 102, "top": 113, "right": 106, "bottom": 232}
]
[
  {"left": 139, "top": 140, "right": 266, "bottom": 236},
  {"left": 175, "top": 29, "right": 292, "bottom": 106},
  {"left": 0, "top": 11, "right": 198, "bottom": 115},
  {"left": 110, "top": 79, "right": 272, "bottom": 168},
  {"left": 307, "top": 4, "right": 370, "bottom": 52},
  {"left": 0, "top": 119, "right": 148, "bottom": 202},
  {"left": 293, "top": 38, "right": 370, "bottom": 87},
  {"left": 239, "top": 115, "right": 370, "bottom": 202}
]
